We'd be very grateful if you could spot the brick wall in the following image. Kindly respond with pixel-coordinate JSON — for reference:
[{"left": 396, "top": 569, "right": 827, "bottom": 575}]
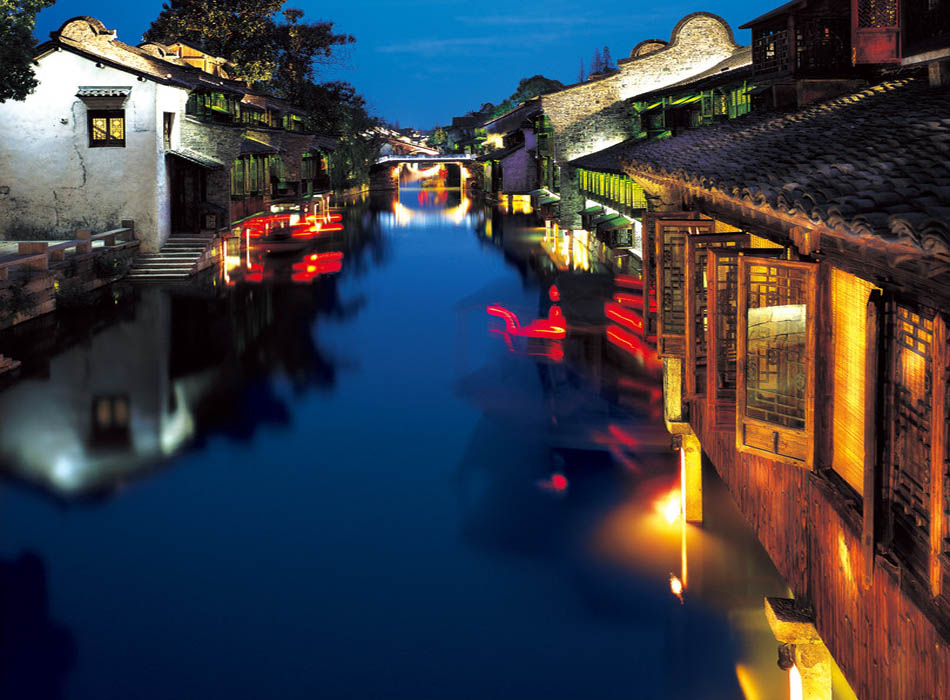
[{"left": 538, "top": 13, "right": 740, "bottom": 229}]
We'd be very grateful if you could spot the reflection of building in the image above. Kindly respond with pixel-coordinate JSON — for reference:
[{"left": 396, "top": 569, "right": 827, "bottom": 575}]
[
  {"left": 0, "top": 17, "right": 333, "bottom": 251},
  {"left": 0, "top": 284, "right": 284, "bottom": 497}
]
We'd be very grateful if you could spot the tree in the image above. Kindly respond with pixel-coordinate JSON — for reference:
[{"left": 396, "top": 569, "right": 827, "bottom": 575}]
[
  {"left": 428, "top": 126, "right": 447, "bottom": 147},
  {"left": 270, "top": 8, "right": 353, "bottom": 101},
  {"left": 145, "top": 0, "right": 376, "bottom": 188},
  {"left": 482, "top": 75, "right": 565, "bottom": 119},
  {"left": 143, "top": 0, "right": 352, "bottom": 87},
  {"left": 577, "top": 58, "right": 585, "bottom": 83},
  {"left": 0, "top": 0, "right": 56, "bottom": 103},
  {"left": 590, "top": 47, "right": 603, "bottom": 75},
  {"left": 602, "top": 45, "right": 615, "bottom": 73}
]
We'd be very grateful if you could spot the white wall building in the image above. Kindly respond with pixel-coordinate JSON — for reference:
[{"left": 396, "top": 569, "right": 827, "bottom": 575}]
[
  {"left": 0, "top": 17, "right": 335, "bottom": 253},
  {"left": 0, "top": 18, "right": 199, "bottom": 251}
]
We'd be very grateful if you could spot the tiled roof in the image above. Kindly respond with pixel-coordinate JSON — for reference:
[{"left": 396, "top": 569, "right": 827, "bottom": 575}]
[
  {"left": 167, "top": 148, "right": 225, "bottom": 169},
  {"left": 613, "top": 77, "right": 950, "bottom": 254},
  {"left": 240, "top": 137, "right": 280, "bottom": 155},
  {"left": 476, "top": 143, "right": 523, "bottom": 162},
  {"left": 569, "top": 140, "right": 629, "bottom": 174},
  {"left": 76, "top": 86, "right": 131, "bottom": 97}
]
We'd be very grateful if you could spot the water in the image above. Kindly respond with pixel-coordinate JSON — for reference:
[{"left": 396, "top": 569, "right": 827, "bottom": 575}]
[{"left": 0, "top": 189, "right": 796, "bottom": 699}]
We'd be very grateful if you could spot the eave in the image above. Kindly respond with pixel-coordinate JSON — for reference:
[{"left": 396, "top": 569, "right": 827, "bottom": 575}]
[{"left": 626, "top": 166, "right": 950, "bottom": 304}]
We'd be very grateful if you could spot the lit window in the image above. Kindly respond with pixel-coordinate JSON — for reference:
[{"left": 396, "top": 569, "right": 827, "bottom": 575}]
[
  {"left": 736, "top": 258, "right": 817, "bottom": 467},
  {"left": 88, "top": 109, "right": 125, "bottom": 147},
  {"left": 830, "top": 269, "right": 880, "bottom": 494},
  {"left": 90, "top": 394, "right": 131, "bottom": 445}
]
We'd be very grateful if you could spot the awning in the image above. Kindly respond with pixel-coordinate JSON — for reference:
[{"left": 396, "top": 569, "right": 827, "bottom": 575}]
[
  {"left": 166, "top": 148, "right": 225, "bottom": 170},
  {"left": 529, "top": 188, "right": 550, "bottom": 196},
  {"left": 240, "top": 137, "right": 280, "bottom": 155},
  {"left": 579, "top": 205, "right": 604, "bottom": 215},
  {"left": 591, "top": 213, "right": 616, "bottom": 226},
  {"left": 747, "top": 85, "right": 770, "bottom": 95},
  {"left": 76, "top": 86, "right": 131, "bottom": 109},
  {"left": 670, "top": 94, "right": 702, "bottom": 106},
  {"left": 598, "top": 214, "right": 634, "bottom": 230},
  {"left": 539, "top": 196, "right": 560, "bottom": 205},
  {"left": 637, "top": 101, "right": 663, "bottom": 112}
]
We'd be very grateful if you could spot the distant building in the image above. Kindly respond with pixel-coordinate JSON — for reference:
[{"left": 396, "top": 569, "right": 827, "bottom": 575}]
[
  {"left": 0, "top": 17, "right": 335, "bottom": 252},
  {"left": 477, "top": 101, "right": 540, "bottom": 195}
]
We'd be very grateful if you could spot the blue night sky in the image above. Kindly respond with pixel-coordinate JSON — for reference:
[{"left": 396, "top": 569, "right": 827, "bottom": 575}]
[{"left": 35, "top": 0, "right": 780, "bottom": 129}]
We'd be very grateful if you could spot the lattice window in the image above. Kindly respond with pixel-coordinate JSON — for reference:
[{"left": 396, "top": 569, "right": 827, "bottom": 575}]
[
  {"left": 655, "top": 218, "right": 715, "bottom": 358},
  {"left": 752, "top": 27, "right": 791, "bottom": 75},
  {"left": 890, "top": 305, "right": 936, "bottom": 583},
  {"left": 856, "top": 0, "right": 898, "bottom": 27},
  {"left": 685, "top": 234, "right": 748, "bottom": 398},
  {"left": 706, "top": 246, "right": 786, "bottom": 431},
  {"left": 737, "top": 259, "right": 817, "bottom": 466},
  {"left": 88, "top": 109, "right": 125, "bottom": 148}
]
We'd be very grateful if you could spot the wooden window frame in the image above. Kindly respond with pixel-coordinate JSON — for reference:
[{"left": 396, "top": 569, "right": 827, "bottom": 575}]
[
  {"left": 654, "top": 214, "right": 714, "bottom": 358},
  {"left": 706, "top": 247, "right": 786, "bottom": 431},
  {"left": 883, "top": 300, "right": 948, "bottom": 597},
  {"left": 88, "top": 109, "right": 125, "bottom": 148},
  {"left": 684, "top": 233, "right": 750, "bottom": 398},
  {"left": 736, "top": 257, "right": 818, "bottom": 468}
]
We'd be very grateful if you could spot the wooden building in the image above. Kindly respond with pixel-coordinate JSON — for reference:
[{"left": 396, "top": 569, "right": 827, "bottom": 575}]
[{"left": 606, "top": 72, "right": 950, "bottom": 698}]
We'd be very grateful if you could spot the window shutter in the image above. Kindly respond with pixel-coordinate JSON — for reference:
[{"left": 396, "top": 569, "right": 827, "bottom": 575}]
[
  {"left": 830, "top": 270, "right": 880, "bottom": 494},
  {"left": 684, "top": 233, "right": 749, "bottom": 398},
  {"left": 887, "top": 303, "right": 948, "bottom": 593},
  {"left": 852, "top": 0, "right": 901, "bottom": 64},
  {"left": 736, "top": 258, "right": 817, "bottom": 467},
  {"left": 654, "top": 216, "right": 715, "bottom": 358}
]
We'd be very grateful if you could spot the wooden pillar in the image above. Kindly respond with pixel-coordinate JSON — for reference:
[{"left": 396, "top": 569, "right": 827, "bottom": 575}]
[
  {"left": 663, "top": 357, "right": 684, "bottom": 424},
  {"left": 930, "top": 315, "right": 947, "bottom": 597},
  {"left": 765, "top": 597, "right": 833, "bottom": 700}
]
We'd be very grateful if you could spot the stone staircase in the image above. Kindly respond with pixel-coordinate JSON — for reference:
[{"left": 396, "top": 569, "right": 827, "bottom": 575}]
[{"left": 127, "top": 236, "right": 213, "bottom": 281}]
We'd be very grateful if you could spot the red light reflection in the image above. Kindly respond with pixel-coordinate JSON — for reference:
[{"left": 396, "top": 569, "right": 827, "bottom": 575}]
[
  {"left": 548, "top": 284, "right": 560, "bottom": 302},
  {"left": 606, "top": 325, "right": 662, "bottom": 368},
  {"left": 538, "top": 473, "right": 569, "bottom": 493},
  {"left": 604, "top": 301, "right": 644, "bottom": 334},
  {"left": 291, "top": 251, "right": 344, "bottom": 281},
  {"left": 486, "top": 304, "right": 566, "bottom": 339},
  {"left": 614, "top": 275, "right": 643, "bottom": 290}
]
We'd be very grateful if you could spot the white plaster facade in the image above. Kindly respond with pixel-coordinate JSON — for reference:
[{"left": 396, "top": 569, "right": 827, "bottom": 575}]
[{"left": 0, "top": 48, "right": 188, "bottom": 251}]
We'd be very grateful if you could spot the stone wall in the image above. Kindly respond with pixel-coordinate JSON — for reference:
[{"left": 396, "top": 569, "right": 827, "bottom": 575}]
[
  {"left": 539, "top": 13, "right": 740, "bottom": 229},
  {"left": 0, "top": 51, "right": 166, "bottom": 250}
]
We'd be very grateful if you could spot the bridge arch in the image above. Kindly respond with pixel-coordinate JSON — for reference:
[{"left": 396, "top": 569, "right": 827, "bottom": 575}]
[{"left": 370, "top": 155, "right": 477, "bottom": 192}]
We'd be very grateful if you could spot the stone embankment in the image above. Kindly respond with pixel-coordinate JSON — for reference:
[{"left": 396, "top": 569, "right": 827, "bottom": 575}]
[{"left": 0, "top": 222, "right": 140, "bottom": 330}]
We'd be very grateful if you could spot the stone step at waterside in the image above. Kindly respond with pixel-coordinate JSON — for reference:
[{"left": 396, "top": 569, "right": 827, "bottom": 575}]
[{"left": 127, "top": 237, "right": 214, "bottom": 281}]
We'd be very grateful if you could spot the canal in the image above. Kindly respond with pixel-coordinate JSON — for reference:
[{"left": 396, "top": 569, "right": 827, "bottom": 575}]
[{"left": 0, "top": 189, "right": 853, "bottom": 699}]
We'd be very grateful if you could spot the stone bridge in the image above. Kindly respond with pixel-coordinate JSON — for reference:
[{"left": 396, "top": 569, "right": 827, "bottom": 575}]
[{"left": 370, "top": 155, "right": 477, "bottom": 191}]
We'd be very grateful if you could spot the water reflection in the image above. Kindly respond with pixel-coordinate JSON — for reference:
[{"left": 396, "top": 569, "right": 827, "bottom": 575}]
[
  {"left": 0, "top": 205, "right": 386, "bottom": 498},
  {"left": 461, "top": 202, "right": 794, "bottom": 699},
  {"left": 0, "top": 191, "right": 815, "bottom": 699},
  {"left": 0, "top": 552, "right": 75, "bottom": 699}
]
